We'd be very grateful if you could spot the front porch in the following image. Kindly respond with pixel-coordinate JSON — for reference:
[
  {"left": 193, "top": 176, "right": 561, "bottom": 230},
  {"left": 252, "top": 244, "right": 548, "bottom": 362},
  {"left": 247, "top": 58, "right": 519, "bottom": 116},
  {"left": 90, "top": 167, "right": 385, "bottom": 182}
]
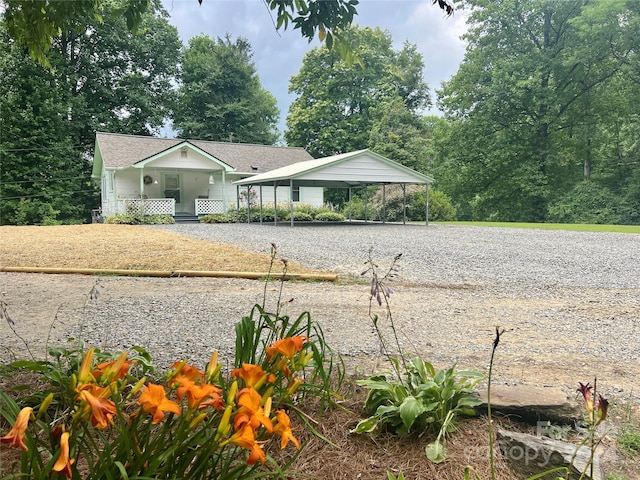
[{"left": 120, "top": 198, "right": 226, "bottom": 217}]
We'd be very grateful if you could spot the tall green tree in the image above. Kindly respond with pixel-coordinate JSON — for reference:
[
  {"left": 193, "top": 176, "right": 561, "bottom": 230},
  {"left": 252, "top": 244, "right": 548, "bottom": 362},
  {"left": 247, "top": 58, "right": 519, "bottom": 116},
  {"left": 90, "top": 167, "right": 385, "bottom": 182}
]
[
  {"left": 174, "top": 35, "right": 279, "bottom": 144},
  {"left": 0, "top": 2, "right": 181, "bottom": 225},
  {"left": 285, "top": 26, "right": 431, "bottom": 158},
  {"left": 437, "top": 0, "right": 637, "bottom": 222}
]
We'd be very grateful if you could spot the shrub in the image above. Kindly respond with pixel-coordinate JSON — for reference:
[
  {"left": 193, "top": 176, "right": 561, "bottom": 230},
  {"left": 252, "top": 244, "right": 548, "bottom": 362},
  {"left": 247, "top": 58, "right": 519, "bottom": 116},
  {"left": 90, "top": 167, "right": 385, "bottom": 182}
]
[
  {"left": 315, "top": 211, "right": 346, "bottom": 222},
  {"left": 200, "top": 213, "right": 234, "bottom": 224},
  {"left": 104, "top": 214, "right": 175, "bottom": 225},
  {"left": 286, "top": 211, "right": 313, "bottom": 222},
  {"left": 547, "top": 181, "right": 626, "bottom": 224},
  {"left": 369, "top": 186, "right": 456, "bottom": 222}
]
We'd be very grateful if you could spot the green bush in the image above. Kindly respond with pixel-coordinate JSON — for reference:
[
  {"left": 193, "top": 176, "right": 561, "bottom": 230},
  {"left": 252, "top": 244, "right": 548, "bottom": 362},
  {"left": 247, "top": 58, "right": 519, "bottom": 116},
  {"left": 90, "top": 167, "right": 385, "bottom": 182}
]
[
  {"left": 104, "top": 214, "right": 175, "bottom": 225},
  {"left": 547, "top": 181, "right": 626, "bottom": 224},
  {"left": 315, "top": 211, "right": 346, "bottom": 222},
  {"left": 286, "top": 211, "right": 313, "bottom": 222},
  {"left": 200, "top": 213, "right": 234, "bottom": 223}
]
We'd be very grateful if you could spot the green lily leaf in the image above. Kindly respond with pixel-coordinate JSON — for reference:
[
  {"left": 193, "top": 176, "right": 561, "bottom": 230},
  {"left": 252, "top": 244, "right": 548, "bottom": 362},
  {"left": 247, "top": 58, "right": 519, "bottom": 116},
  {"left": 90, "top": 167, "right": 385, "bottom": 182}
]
[
  {"left": 398, "top": 395, "right": 424, "bottom": 431},
  {"left": 351, "top": 416, "right": 379, "bottom": 434}
]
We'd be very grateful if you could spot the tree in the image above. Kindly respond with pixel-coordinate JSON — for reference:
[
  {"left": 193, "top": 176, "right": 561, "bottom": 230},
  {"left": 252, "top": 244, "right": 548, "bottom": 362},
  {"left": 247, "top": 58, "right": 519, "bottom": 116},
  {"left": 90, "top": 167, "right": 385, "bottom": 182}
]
[
  {"left": 174, "top": 35, "right": 279, "bottom": 144},
  {"left": 0, "top": 3, "right": 181, "bottom": 225},
  {"left": 285, "top": 26, "right": 431, "bottom": 158},
  {"left": 436, "top": 0, "right": 637, "bottom": 222},
  {"left": 2, "top": 0, "right": 454, "bottom": 67}
]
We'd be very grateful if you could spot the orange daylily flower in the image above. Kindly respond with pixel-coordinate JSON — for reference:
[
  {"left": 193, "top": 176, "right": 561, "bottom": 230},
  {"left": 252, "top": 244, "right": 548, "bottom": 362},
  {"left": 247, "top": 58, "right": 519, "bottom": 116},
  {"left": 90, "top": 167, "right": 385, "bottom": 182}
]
[
  {"left": 273, "top": 409, "right": 300, "bottom": 449},
  {"left": 177, "top": 381, "right": 224, "bottom": 411},
  {"left": 92, "top": 351, "right": 132, "bottom": 382},
  {"left": 169, "top": 362, "right": 205, "bottom": 382},
  {"left": 138, "top": 383, "right": 182, "bottom": 424},
  {"left": 234, "top": 387, "right": 273, "bottom": 433},
  {"left": 52, "top": 431, "right": 75, "bottom": 478},
  {"left": 266, "top": 336, "right": 308, "bottom": 362},
  {"left": 230, "top": 363, "right": 275, "bottom": 388},
  {"left": 1, "top": 407, "right": 33, "bottom": 451},
  {"left": 228, "top": 424, "right": 266, "bottom": 465},
  {"left": 77, "top": 389, "right": 117, "bottom": 429}
]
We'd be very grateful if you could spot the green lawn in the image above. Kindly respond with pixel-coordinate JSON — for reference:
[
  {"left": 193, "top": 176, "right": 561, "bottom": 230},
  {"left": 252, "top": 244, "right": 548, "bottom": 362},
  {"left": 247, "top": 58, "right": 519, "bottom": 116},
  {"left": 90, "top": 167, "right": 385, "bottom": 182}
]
[{"left": 433, "top": 221, "right": 640, "bottom": 234}]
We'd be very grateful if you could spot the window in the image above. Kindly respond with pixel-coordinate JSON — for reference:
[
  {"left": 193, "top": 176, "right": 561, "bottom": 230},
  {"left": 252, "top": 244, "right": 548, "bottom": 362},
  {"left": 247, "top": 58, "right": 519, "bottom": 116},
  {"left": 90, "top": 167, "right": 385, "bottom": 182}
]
[{"left": 292, "top": 186, "right": 300, "bottom": 202}]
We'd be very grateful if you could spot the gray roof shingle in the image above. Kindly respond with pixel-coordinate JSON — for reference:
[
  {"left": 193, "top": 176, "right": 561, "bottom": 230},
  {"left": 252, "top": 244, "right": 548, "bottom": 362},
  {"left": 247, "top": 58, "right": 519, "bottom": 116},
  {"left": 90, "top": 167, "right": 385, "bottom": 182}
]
[{"left": 95, "top": 132, "right": 313, "bottom": 173}]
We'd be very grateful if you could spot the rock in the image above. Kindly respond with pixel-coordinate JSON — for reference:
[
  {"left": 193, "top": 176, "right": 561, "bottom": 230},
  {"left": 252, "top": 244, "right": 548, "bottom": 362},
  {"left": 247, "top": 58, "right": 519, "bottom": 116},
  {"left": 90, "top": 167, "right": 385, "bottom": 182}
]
[
  {"left": 497, "top": 429, "right": 605, "bottom": 480},
  {"left": 477, "top": 385, "right": 582, "bottom": 425}
]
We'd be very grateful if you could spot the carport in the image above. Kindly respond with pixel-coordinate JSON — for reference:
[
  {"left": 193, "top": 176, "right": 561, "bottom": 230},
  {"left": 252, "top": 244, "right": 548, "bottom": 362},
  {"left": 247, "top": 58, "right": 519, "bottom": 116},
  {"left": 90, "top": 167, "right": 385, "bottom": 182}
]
[{"left": 233, "top": 149, "right": 434, "bottom": 226}]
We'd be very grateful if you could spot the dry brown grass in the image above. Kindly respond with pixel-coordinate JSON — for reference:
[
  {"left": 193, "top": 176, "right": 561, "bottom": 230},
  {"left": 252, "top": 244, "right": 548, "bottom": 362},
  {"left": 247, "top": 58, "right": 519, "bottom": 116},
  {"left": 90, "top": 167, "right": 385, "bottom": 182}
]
[{"left": 0, "top": 224, "right": 325, "bottom": 274}]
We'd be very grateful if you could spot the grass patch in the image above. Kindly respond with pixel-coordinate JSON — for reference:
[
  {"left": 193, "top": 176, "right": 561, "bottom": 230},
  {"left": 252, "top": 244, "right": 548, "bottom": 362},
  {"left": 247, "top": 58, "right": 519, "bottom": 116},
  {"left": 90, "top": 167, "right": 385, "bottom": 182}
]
[{"left": 434, "top": 221, "right": 640, "bottom": 234}]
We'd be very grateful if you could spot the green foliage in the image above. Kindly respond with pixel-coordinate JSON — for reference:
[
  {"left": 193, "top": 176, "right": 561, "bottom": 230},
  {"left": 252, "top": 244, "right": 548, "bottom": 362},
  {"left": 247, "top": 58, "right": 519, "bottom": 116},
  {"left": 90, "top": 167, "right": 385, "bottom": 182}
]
[
  {"left": 175, "top": 35, "right": 279, "bottom": 144},
  {"left": 200, "top": 213, "right": 235, "bottom": 224},
  {"left": 436, "top": 0, "right": 640, "bottom": 224},
  {"left": 104, "top": 214, "right": 175, "bottom": 225},
  {"left": 0, "top": 4, "right": 181, "bottom": 225},
  {"left": 287, "top": 211, "right": 313, "bottom": 222},
  {"left": 368, "top": 185, "right": 456, "bottom": 222},
  {"left": 547, "top": 181, "right": 630, "bottom": 225},
  {"left": 353, "top": 358, "right": 483, "bottom": 438},
  {"left": 13, "top": 199, "right": 61, "bottom": 226},
  {"left": 285, "top": 25, "right": 430, "bottom": 158},
  {"left": 617, "top": 424, "right": 640, "bottom": 455},
  {"left": 315, "top": 211, "right": 345, "bottom": 222}
]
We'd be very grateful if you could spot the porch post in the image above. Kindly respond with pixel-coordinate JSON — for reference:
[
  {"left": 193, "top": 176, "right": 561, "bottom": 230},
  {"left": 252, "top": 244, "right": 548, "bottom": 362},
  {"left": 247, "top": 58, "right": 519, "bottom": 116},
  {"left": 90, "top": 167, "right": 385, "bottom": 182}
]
[
  {"left": 222, "top": 170, "right": 227, "bottom": 213},
  {"left": 289, "top": 179, "right": 294, "bottom": 227},
  {"left": 236, "top": 185, "right": 240, "bottom": 222}
]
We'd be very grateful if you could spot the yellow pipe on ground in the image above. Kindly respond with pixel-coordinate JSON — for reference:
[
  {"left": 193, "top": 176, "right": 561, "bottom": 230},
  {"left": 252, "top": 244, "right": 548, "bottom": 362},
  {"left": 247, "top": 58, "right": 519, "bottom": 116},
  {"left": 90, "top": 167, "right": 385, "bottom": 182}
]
[{"left": 0, "top": 266, "right": 338, "bottom": 282}]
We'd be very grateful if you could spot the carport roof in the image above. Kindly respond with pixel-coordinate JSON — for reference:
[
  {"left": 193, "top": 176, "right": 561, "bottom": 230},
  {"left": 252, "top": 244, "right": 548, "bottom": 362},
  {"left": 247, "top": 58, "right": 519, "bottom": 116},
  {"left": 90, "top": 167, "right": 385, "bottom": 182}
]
[{"left": 233, "top": 149, "right": 434, "bottom": 188}]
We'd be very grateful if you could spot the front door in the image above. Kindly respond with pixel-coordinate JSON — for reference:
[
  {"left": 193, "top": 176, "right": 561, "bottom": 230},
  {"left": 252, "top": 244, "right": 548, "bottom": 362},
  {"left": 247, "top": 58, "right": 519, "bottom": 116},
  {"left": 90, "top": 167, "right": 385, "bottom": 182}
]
[{"left": 163, "top": 173, "right": 182, "bottom": 212}]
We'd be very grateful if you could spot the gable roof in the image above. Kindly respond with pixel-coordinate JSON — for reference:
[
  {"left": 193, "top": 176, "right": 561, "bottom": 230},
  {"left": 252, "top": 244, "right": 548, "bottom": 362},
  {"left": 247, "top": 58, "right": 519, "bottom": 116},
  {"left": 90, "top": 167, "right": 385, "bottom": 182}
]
[
  {"left": 234, "top": 149, "right": 434, "bottom": 188},
  {"left": 93, "top": 132, "right": 314, "bottom": 175}
]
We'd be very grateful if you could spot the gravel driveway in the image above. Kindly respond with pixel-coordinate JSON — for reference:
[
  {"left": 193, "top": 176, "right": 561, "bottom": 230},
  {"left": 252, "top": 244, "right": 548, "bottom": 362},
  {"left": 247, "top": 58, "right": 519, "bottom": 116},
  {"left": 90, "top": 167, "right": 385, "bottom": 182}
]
[{"left": 2, "top": 223, "right": 638, "bottom": 402}]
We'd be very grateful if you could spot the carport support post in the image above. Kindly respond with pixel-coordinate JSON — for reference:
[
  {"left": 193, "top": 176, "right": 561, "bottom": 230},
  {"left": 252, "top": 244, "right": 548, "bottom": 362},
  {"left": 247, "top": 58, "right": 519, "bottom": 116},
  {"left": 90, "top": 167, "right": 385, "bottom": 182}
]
[
  {"left": 289, "top": 179, "right": 294, "bottom": 227},
  {"left": 382, "top": 184, "right": 386, "bottom": 224},
  {"left": 348, "top": 187, "right": 352, "bottom": 222},
  {"left": 246, "top": 185, "right": 251, "bottom": 224},
  {"left": 364, "top": 185, "right": 368, "bottom": 223},
  {"left": 402, "top": 184, "right": 407, "bottom": 225},
  {"left": 425, "top": 183, "right": 429, "bottom": 226},
  {"left": 273, "top": 181, "right": 278, "bottom": 226},
  {"left": 259, "top": 185, "right": 263, "bottom": 224}
]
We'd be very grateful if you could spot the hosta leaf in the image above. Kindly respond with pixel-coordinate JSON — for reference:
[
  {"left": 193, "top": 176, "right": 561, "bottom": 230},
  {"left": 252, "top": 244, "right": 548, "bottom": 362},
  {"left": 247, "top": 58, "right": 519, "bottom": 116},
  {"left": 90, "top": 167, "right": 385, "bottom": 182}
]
[
  {"left": 426, "top": 440, "right": 447, "bottom": 463},
  {"left": 456, "top": 396, "right": 483, "bottom": 408},
  {"left": 398, "top": 395, "right": 424, "bottom": 431},
  {"left": 351, "top": 416, "right": 378, "bottom": 434}
]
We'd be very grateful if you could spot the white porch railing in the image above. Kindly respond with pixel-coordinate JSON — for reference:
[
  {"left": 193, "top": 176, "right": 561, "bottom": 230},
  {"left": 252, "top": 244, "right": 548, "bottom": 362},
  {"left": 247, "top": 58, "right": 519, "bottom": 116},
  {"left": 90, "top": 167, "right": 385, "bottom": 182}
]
[
  {"left": 195, "top": 199, "right": 225, "bottom": 215},
  {"left": 122, "top": 198, "right": 176, "bottom": 216}
]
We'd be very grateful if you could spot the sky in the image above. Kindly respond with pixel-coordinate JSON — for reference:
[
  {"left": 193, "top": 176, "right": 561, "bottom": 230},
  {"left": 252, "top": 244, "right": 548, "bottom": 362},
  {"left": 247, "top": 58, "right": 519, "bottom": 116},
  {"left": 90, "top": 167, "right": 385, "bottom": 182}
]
[{"left": 160, "top": 0, "right": 469, "bottom": 136}]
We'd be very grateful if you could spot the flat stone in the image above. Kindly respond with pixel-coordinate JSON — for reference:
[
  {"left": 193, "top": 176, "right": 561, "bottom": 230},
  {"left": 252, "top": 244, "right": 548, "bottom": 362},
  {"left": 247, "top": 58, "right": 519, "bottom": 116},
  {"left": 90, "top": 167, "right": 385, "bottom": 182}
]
[
  {"left": 497, "top": 429, "right": 605, "bottom": 480},
  {"left": 476, "top": 385, "right": 582, "bottom": 425}
]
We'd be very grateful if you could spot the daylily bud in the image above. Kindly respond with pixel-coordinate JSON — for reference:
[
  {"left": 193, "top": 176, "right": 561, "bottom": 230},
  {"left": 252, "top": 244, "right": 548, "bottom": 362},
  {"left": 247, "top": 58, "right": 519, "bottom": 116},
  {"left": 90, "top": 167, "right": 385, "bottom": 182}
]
[
  {"left": 36, "top": 393, "right": 54, "bottom": 420},
  {"left": 226, "top": 381, "right": 238, "bottom": 405},
  {"left": 129, "top": 377, "right": 147, "bottom": 397},
  {"left": 206, "top": 351, "right": 221, "bottom": 382},
  {"left": 189, "top": 412, "right": 208, "bottom": 430}
]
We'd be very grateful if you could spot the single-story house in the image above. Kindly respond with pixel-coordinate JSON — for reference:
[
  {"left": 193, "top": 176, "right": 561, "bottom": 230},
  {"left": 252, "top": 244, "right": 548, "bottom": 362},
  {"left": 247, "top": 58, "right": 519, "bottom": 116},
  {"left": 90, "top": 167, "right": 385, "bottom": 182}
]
[{"left": 91, "top": 132, "right": 323, "bottom": 218}]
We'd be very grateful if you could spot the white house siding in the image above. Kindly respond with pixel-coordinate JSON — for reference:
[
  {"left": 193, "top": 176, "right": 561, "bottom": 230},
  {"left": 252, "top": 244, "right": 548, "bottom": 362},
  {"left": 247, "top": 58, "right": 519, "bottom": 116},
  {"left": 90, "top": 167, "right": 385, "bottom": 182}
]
[
  {"left": 296, "top": 155, "right": 422, "bottom": 184},
  {"left": 236, "top": 185, "right": 323, "bottom": 208},
  {"left": 146, "top": 149, "right": 227, "bottom": 171}
]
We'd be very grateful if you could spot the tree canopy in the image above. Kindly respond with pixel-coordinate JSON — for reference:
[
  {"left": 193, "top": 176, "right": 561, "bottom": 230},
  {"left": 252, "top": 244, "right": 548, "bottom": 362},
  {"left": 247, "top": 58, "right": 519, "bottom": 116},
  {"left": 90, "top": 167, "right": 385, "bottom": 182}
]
[
  {"left": 285, "top": 25, "right": 431, "bottom": 158},
  {"left": 0, "top": 2, "right": 181, "bottom": 225},
  {"left": 174, "top": 35, "right": 279, "bottom": 144},
  {"left": 435, "top": 0, "right": 640, "bottom": 223},
  {"left": 2, "top": 0, "right": 454, "bottom": 67}
]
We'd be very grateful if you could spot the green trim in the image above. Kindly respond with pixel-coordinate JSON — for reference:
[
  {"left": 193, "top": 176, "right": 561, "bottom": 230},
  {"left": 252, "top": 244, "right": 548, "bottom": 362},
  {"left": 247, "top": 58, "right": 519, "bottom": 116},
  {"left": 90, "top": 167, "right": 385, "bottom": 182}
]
[{"left": 134, "top": 142, "right": 235, "bottom": 172}]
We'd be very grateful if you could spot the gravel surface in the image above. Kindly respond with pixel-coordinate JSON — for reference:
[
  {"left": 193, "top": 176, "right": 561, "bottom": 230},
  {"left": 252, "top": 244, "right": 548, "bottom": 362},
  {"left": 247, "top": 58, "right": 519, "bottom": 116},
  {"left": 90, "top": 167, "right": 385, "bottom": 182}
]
[{"left": 1, "top": 223, "right": 639, "bottom": 402}]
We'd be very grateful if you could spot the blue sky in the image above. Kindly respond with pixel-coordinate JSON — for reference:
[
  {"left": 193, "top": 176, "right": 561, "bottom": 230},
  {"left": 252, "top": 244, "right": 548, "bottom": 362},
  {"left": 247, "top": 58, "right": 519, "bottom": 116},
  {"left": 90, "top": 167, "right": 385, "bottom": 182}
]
[{"left": 161, "top": 0, "right": 469, "bottom": 136}]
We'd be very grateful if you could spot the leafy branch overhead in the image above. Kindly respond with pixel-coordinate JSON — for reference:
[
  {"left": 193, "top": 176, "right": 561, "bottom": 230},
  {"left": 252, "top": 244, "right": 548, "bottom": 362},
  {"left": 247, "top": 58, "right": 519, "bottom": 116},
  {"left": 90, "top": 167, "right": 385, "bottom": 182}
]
[{"left": 3, "top": 0, "right": 454, "bottom": 66}]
